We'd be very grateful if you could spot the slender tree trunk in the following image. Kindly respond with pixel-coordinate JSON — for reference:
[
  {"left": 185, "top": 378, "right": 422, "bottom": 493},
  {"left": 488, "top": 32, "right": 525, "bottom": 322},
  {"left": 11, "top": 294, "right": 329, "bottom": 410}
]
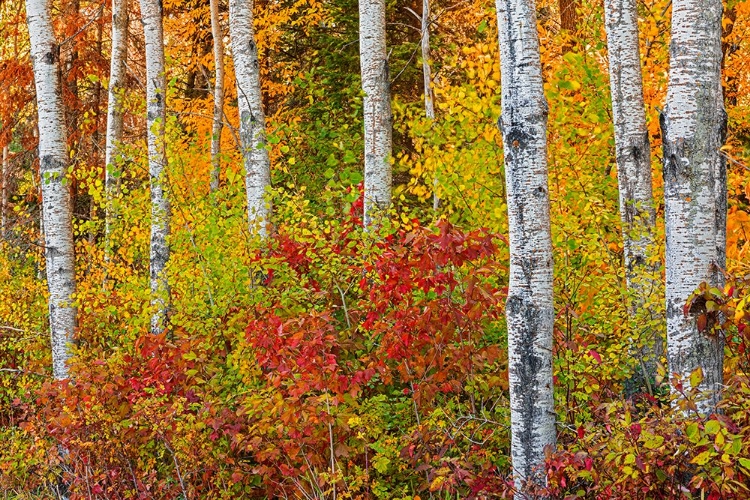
[
  {"left": 603, "top": 0, "right": 662, "bottom": 388},
  {"left": 139, "top": 0, "right": 171, "bottom": 334},
  {"left": 558, "top": 0, "right": 579, "bottom": 32},
  {"left": 26, "top": 0, "right": 78, "bottom": 380},
  {"left": 420, "top": 0, "right": 439, "bottom": 211},
  {"left": 1, "top": 145, "right": 7, "bottom": 239},
  {"left": 210, "top": 0, "right": 225, "bottom": 192},
  {"left": 229, "top": 0, "right": 270, "bottom": 237},
  {"left": 359, "top": 0, "right": 392, "bottom": 227},
  {"left": 662, "top": 0, "right": 726, "bottom": 414},
  {"left": 495, "top": 0, "right": 555, "bottom": 491},
  {"left": 89, "top": 17, "right": 104, "bottom": 246},
  {"left": 105, "top": 0, "right": 128, "bottom": 259},
  {"left": 421, "top": 0, "right": 434, "bottom": 122}
]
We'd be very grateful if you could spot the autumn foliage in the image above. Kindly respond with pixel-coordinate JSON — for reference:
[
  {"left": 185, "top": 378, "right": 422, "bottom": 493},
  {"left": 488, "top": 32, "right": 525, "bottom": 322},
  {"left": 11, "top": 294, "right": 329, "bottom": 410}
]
[{"left": 2, "top": 0, "right": 750, "bottom": 496}]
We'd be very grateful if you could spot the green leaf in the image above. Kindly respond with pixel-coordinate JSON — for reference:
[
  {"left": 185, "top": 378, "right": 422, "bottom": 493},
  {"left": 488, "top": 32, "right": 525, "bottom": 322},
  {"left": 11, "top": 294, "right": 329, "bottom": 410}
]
[
  {"left": 704, "top": 420, "right": 720, "bottom": 435},
  {"left": 686, "top": 423, "right": 700, "bottom": 441}
]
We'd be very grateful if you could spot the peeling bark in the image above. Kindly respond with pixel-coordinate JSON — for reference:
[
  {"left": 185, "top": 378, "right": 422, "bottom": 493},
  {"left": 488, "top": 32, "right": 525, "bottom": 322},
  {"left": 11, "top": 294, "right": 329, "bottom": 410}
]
[
  {"left": 359, "top": 0, "right": 392, "bottom": 227},
  {"left": 26, "top": 0, "right": 78, "bottom": 380},
  {"left": 495, "top": 0, "right": 556, "bottom": 491},
  {"left": 662, "top": 0, "right": 726, "bottom": 413},
  {"left": 229, "top": 0, "right": 271, "bottom": 237}
]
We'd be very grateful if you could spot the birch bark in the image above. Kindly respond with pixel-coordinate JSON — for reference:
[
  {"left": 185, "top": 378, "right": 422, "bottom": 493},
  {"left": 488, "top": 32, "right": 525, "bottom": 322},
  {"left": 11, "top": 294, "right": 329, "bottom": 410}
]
[
  {"left": 1, "top": 145, "right": 7, "bottom": 239},
  {"left": 139, "top": 0, "right": 171, "bottom": 334},
  {"left": 420, "top": 0, "right": 440, "bottom": 211},
  {"left": 359, "top": 0, "right": 392, "bottom": 227},
  {"left": 662, "top": 0, "right": 726, "bottom": 413},
  {"left": 603, "top": 0, "right": 662, "bottom": 385},
  {"left": 26, "top": 0, "right": 78, "bottom": 380},
  {"left": 210, "top": 0, "right": 225, "bottom": 192},
  {"left": 105, "top": 0, "right": 128, "bottom": 256},
  {"left": 420, "top": 0, "right": 434, "bottom": 122},
  {"left": 661, "top": 0, "right": 727, "bottom": 413},
  {"left": 229, "top": 0, "right": 270, "bottom": 237},
  {"left": 495, "top": 0, "right": 555, "bottom": 491}
]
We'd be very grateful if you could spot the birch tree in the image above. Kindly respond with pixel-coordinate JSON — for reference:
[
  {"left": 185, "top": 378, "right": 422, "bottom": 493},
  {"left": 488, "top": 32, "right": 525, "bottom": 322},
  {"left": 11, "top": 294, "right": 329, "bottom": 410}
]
[
  {"left": 229, "top": 0, "right": 270, "bottom": 237},
  {"left": 140, "top": 0, "right": 171, "bottom": 334},
  {"left": 603, "top": 0, "right": 661, "bottom": 386},
  {"left": 420, "top": 0, "right": 434, "bottom": 122},
  {"left": 661, "top": 0, "right": 726, "bottom": 413},
  {"left": 495, "top": 0, "right": 555, "bottom": 491},
  {"left": 359, "top": 0, "right": 392, "bottom": 227},
  {"left": 105, "top": 0, "right": 128, "bottom": 253},
  {"left": 418, "top": 0, "right": 440, "bottom": 211},
  {"left": 210, "top": 0, "right": 225, "bottom": 192},
  {"left": 1, "top": 145, "right": 7, "bottom": 239},
  {"left": 26, "top": 0, "right": 77, "bottom": 380}
]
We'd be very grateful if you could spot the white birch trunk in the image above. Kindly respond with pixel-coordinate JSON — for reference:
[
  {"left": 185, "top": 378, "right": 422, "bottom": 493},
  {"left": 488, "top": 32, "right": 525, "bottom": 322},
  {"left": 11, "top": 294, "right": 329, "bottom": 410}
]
[
  {"left": 229, "top": 0, "right": 270, "bottom": 237},
  {"left": 496, "top": 0, "right": 555, "bottom": 491},
  {"left": 210, "top": 0, "right": 225, "bottom": 192},
  {"left": 105, "top": 0, "right": 128, "bottom": 258},
  {"left": 603, "top": 0, "right": 662, "bottom": 385},
  {"left": 420, "top": 0, "right": 440, "bottom": 212},
  {"left": 662, "top": 0, "right": 726, "bottom": 413},
  {"left": 359, "top": 0, "right": 392, "bottom": 227},
  {"left": 139, "top": 0, "right": 171, "bottom": 334},
  {"left": 26, "top": 0, "right": 77, "bottom": 380},
  {"left": 1, "top": 145, "right": 7, "bottom": 239},
  {"left": 421, "top": 0, "right": 434, "bottom": 122}
]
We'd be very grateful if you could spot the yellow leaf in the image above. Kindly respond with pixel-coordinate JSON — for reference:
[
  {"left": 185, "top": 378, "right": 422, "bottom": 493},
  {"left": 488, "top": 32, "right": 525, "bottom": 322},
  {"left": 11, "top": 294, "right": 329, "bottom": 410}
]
[{"left": 691, "top": 451, "right": 712, "bottom": 465}]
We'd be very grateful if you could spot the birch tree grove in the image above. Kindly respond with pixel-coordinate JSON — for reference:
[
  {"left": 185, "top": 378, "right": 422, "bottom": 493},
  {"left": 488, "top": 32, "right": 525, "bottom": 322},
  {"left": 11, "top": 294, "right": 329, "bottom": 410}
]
[
  {"left": 229, "top": 0, "right": 271, "bottom": 237},
  {"left": 662, "top": 0, "right": 726, "bottom": 413},
  {"left": 26, "top": 0, "right": 77, "bottom": 380},
  {"left": 209, "top": 0, "right": 225, "bottom": 192},
  {"left": 139, "top": 0, "right": 171, "bottom": 334},
  {"left": 359, "top": 0, "right": 392, "bottom": 227},
  {"left": 603, "top": 0, "right": 661, "bottom": 383},
  {"left": 495, "top": 0, "right": 556, "bottom": 491},
  {"left": 105, "top": 0, "right": 128, "bottom": 252}
]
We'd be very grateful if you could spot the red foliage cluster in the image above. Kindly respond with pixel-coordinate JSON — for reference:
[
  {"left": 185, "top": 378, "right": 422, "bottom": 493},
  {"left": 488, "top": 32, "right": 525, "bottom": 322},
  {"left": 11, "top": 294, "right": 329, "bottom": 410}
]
[{"left": 10, "top": 216, "right": 509, "bottom": 498}]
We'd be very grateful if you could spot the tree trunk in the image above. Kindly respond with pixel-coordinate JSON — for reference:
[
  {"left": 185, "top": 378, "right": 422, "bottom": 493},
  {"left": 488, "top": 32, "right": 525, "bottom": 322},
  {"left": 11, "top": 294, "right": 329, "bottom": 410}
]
[
  {"left": 139, "top": 0, "right": 171, "bottom": 334},
  {"left": 420, "top": 0, "right": 439, "bottom": 212},
  {"left": 210, "top": 0, "right": 225, "bottom": 192},
  {"left": 495, "top": 0, "right": 556, "bottom": 491},
  {"left": 421, "top": 0, "right": 434, "bottom": 122},
  {"left": 662, "top": 0, "right": 726, "bottom": 414},
  {"left": 359, "top": 0, "right": 392, "bottom": 227},
  {"left": 1, "top": 145, "right": 7, "bottom": 240},
  {"left": 603, "top": 0, "right": 662, "bottom": 389},
  {"left": 26, "top": 0, "right": 78, "bottom": 380},
  {"left": 558, "top": 0, "right": 579, "bottom": 32},
  {"left": 229, "top": 0, "right": 270, "bottom": 237},
  {"left": 105, "top": 0, "right": 128, "bottom": 259}
]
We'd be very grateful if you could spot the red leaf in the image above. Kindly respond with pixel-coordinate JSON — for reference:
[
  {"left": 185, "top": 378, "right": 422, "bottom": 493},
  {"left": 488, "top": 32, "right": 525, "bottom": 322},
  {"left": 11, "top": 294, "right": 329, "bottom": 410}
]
[{"left": 588, "top": 349, "right": 601, "bottom": 363}]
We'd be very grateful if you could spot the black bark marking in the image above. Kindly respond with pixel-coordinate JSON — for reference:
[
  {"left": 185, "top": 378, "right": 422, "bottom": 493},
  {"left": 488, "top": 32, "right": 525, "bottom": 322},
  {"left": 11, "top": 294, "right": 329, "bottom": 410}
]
[{"left": 506, "top": 294, "right": 544, "bottom": 479}]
